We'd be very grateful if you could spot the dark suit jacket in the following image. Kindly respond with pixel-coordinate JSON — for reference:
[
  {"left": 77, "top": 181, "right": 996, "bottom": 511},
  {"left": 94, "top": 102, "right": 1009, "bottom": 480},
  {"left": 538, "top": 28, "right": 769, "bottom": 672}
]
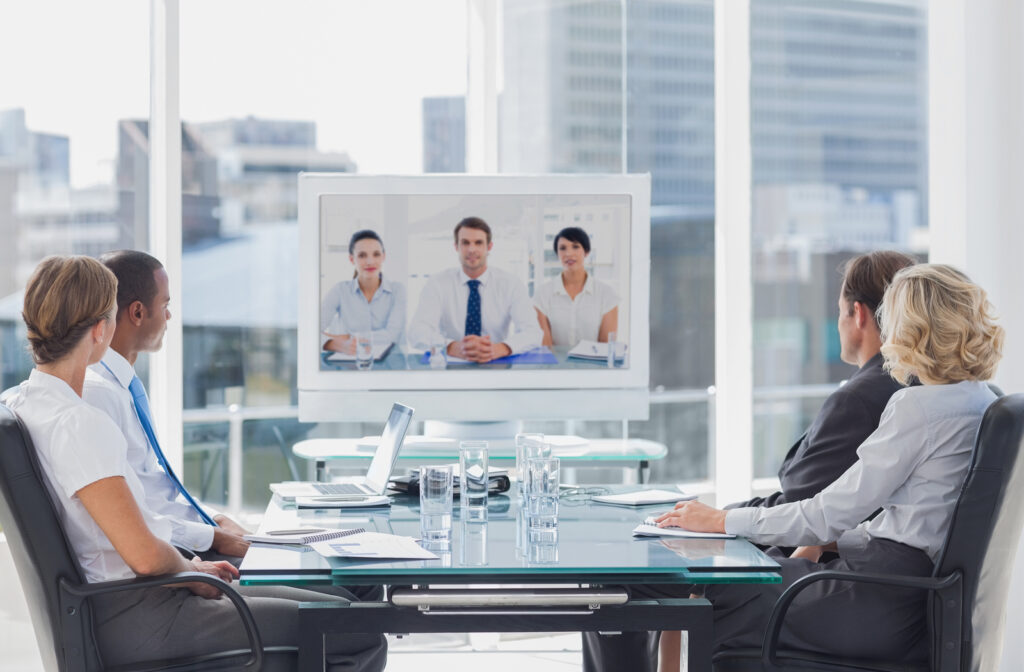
[{"left": 730, "top": 352, "right": 906, "bottom": 510}]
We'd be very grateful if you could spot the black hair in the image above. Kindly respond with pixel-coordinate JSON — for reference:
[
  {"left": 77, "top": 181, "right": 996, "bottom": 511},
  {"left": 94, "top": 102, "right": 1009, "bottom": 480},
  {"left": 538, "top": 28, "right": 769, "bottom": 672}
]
[
  {"left": 349, "top": 229, "right": 385, "bottom": 255},
  {"left": 99, "top": 249, "right": 164, "bottom": 318},
  {"left": 553, "top": 226, "right": 591, "bottom": 254}
]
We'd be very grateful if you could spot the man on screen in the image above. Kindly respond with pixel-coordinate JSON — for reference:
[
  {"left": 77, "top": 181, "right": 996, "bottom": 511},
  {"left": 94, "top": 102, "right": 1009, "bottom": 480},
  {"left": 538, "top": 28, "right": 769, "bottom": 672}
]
[{"left": 409, "top": 217, "right": 542, "bottom": 363}]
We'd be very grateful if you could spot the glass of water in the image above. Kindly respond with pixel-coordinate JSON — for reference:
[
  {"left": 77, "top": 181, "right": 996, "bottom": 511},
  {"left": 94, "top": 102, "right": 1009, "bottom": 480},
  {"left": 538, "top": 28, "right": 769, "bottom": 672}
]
[
  {"left": 459, "top": 519, "right": 488, "bottom": 566},
  {"left": 429, "top": 338, "right": 447, "bottom": 369},
  {"left": 606, "top": 331, "right": 617, "bottom": 368},
  {"left": 419, "top": 465, "right": 453, "bottom": 543},
  {"left": 355, "top": 331, "right": 374, "bottom": 370},
  {"left": 527, "top": 456, "right": 559, "bottom": 543},
  {"left": 514, "top": 433, "right": 545, "bottom": 498},
  {"left": 459, "top": 440, "right": 489, "bottom": 521}
]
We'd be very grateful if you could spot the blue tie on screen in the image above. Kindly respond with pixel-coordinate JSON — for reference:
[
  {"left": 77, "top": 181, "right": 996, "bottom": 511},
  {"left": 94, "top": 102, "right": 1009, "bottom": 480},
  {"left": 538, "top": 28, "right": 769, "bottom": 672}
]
[
  {"left": 128, "top": 375, "right": 217, "bottom": 527},
  {"left": 465, "top": 279, "right": 482, "bottom": 336}
]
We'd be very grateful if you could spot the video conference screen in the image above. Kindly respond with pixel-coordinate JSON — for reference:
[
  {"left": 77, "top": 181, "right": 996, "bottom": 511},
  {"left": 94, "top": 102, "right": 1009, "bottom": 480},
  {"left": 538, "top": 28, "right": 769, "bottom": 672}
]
[{"left": 318, "top": 192, "right": 631, "bottom": 371}]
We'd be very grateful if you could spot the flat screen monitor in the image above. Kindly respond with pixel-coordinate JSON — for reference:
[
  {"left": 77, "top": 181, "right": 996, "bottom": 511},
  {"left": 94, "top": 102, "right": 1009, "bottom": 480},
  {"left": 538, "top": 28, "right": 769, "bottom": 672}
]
[{"left": 297, "top": 174, "right": 650, "bottom": 422}]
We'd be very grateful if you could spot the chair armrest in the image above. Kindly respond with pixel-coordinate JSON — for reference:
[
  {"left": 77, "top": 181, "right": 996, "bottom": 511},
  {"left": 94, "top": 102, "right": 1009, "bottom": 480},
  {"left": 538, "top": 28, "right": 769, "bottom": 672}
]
[
  {"left": 760, "top": 569, "right": 961, "bottom": 668},
  {"left": 58, "top": 572, "right": 263, "bottom": 671}
]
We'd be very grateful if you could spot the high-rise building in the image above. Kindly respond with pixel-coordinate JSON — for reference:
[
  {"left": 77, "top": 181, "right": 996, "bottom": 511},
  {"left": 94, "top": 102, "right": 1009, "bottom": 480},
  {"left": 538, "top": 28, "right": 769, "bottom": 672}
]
[
  {"left": 190, "top": 116, "right": 357, "bottom": 232},
  {"left": 422, "top": 96, "right": 466, "bottom": 173}
]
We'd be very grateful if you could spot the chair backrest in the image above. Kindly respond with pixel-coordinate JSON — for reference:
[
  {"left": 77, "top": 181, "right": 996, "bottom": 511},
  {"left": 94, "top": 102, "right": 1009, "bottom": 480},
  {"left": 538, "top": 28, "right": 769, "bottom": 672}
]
[
  {"left": 0, "top": 403, "right": 102, "bottom": 672},
  {"left": 931, "top": 393, "right": 1024, "bottom": 672}
]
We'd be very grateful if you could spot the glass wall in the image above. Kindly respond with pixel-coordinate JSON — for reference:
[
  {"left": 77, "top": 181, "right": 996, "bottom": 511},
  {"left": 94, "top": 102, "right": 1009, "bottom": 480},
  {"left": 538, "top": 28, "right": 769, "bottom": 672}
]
[
  {"left": 749, "top": 0, "right": 929, "bottom": 478},
  {"left": 177, "top": 0, "right": 468, "bottom": 507},
  {"left": 0, "top": 1, "right": 149, "bottom": 390},
  {"left": 501, "top": 0, "right": 716, "bottom": 483}
]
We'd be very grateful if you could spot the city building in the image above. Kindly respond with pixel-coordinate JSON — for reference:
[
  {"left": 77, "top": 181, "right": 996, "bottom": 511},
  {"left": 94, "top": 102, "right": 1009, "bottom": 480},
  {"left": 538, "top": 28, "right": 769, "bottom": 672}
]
[{"left": 422, "top": 96, "right": 466, "bottom": 173}]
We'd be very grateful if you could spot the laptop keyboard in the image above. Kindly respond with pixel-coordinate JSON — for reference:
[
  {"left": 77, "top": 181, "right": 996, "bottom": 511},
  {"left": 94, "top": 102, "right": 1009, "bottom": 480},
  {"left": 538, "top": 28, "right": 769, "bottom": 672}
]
[{"left": 313, "top": 483, "right": 366, "bottom": 495}]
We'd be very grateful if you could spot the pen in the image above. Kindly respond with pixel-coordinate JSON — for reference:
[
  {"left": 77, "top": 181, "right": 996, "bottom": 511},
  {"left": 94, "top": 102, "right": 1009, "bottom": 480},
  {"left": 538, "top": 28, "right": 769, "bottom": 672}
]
[{"left": 266, "top": 528, "right": 327, "bottom": 535}]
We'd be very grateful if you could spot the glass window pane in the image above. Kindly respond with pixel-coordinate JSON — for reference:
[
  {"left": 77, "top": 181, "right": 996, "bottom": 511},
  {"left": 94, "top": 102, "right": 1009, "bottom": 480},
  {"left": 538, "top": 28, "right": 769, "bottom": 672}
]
[
  {"left": 500, "top": 0, "right": 715, "bottom": 481},
  {"left": 750, "top": 0, "right": 928, "bottom": 478},
  {"left": 179, "top": 0, "right": 467, "bottom": 507}
]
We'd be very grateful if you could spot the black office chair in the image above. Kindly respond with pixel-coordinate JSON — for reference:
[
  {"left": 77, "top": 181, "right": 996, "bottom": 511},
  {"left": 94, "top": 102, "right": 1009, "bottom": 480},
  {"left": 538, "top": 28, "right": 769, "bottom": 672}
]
[
  {"left": 712, "top": 393, "right": 1024, "bottom": 672},
  {"left": 0, "top": 402, "right": 297, "bottom": 671}
]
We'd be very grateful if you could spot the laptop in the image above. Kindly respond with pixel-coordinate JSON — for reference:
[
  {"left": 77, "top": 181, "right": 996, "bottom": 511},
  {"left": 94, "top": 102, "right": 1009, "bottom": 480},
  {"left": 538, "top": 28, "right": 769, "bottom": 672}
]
[{"left": 270, "top": 402, "right": 413, "bottom": 500}]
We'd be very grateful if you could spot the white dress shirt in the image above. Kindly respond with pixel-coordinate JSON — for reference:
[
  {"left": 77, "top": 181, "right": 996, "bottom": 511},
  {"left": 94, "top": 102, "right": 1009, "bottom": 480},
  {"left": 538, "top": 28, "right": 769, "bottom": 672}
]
[
  {"left": 725, "top": 380, "right": 996, "bottom": 563},
  {"left": 533, "top": 273, "right": 619, "bottom": 346},
  {"left": 4, "top": 369, "right": 174, "bottom": 583},
  {"left": 83, "top": 350, "right": 215, "bottom": 552},
  {"left": 320, "top": 275, "right": 406, "bottom": 347},
  {"left": 408, "top": 266, "right": 543, "bottom": 355}
]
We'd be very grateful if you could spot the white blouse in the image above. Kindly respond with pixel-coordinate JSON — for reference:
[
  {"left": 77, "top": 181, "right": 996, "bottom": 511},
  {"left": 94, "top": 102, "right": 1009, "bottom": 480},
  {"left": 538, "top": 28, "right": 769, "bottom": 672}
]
[
  {"left": 4, "top": 369, "right": 173, "bottom": 583},
  {"left": 533, "top": 273, "right": 619, "bottom": 346}
]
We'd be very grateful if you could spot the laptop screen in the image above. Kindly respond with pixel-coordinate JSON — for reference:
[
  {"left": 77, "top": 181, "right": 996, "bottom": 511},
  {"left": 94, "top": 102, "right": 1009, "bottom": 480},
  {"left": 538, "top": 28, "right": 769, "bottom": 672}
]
[{"left": 365, "top": 403, "right": 414, "bottom": 491}]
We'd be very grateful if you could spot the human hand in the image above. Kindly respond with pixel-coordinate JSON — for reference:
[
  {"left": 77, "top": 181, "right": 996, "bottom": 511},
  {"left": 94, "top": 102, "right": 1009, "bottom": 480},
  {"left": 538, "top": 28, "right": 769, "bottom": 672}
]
[
  {"left": 180, "top": 558, "right": 240, "bottom": 599},
  {"left": 460, "top": 335, "right": 492, "bottom": 362},
  {"left": 654, "top": 500, "right": 727, "bottom": 534},
  {"left": 324, "top": 335, "right": 355, "bottom": 354},
  {"left": 211, "top": 528, "right": 251, "bottom": 559},
  {"left": 213, "top": 514, "right": 251, "bottom": 537},
  {"left": 789, "top": 545, "right": 824, "bottom": 562}
]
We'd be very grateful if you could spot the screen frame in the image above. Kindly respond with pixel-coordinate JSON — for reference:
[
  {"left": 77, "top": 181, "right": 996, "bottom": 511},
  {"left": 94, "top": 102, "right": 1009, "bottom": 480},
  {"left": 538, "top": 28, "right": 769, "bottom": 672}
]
[{"left": 298, "top": 174, "right": 650, "bottom": 404}]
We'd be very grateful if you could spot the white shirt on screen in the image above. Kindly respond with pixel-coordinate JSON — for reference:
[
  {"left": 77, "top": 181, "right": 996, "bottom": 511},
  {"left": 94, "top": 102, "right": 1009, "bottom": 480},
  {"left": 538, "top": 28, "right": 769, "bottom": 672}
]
[
  {"left": 4, "top": 369, "right": 174, "bottom": 583},
  {"left": 725, "top": 380, "right": 996, "bottom": 563},
  {"left": 534, "top": 273, "right": 619, "bottom": 346},
  {"left": 83, "top": 349, "right": 215, "bottom": 553},
  {"left": 408, "top": 266, "right": 543, "bottom": 355}
]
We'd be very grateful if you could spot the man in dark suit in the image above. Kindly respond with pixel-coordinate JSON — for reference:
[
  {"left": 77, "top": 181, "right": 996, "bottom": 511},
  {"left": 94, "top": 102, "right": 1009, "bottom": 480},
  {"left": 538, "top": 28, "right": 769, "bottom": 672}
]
[{"left": 583, "top": 250, "right": 918, "bottom": 672}]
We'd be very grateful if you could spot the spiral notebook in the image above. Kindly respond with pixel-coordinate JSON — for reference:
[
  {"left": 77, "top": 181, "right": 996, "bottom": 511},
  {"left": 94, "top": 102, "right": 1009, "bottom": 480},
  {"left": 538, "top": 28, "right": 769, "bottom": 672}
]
[{"left": 244, "top": 527, "right": 366, "bottom": 545}]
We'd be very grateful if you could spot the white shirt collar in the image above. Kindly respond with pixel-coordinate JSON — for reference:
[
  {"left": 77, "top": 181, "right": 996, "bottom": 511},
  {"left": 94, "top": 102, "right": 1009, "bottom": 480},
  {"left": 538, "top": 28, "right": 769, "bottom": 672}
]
[
  {"left": 99, "top": 348, "right": 137, "bottom": 390},
  {"left": 554, "top": 272, "right": 594, "bottom": 297},
  {"left": 28, "top": 368, "right": 82, "bottom": 404},
  {"left": 460, "top": 267, "right": 491, "bottom": 286}
]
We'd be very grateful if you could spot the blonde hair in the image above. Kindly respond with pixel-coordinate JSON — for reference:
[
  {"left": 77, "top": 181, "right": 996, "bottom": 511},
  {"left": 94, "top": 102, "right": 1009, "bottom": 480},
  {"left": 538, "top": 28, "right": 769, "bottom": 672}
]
[
  {"left": 879, "top": 264, "right": 1003, "bottom": 385},
  {"left": 22, "top": 256, "right": 118, "bottom": 365}
]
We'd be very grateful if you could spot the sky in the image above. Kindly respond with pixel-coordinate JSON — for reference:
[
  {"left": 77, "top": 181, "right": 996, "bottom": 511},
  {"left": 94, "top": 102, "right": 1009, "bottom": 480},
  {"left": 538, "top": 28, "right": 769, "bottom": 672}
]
[{"left": 0, "top": 0, "right": 468, "bottom": 188}]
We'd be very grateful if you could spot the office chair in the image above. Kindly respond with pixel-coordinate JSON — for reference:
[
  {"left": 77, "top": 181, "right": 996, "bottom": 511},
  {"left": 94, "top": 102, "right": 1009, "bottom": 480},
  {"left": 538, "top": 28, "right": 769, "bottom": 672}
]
[
  {"left": 712, "top": 393, "right": 1024, "bottom": 672},
  {"left": 0, "top": 402, "right": 297, "bottom": 671}
]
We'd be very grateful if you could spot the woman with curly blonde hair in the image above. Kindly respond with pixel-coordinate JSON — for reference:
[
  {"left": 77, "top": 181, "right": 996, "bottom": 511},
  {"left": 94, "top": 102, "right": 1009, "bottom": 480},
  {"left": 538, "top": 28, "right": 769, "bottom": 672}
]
[{"left": 654, "top": 263, "right": 1003, "bottom": 664}]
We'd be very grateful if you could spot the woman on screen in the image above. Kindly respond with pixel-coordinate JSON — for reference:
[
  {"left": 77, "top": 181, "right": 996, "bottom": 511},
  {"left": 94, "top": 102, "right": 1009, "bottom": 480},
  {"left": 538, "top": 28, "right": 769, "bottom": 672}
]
[
  {"left": 321, "top": 229, "right": 406, "bottom": 352},
  {"left": 534, "top": 226, "right": 618, "bottom": 347}
]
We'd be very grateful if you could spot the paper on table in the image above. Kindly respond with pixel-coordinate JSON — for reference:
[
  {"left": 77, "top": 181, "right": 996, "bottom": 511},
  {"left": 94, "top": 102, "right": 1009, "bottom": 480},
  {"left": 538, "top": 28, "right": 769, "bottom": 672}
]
[
  {"left": 592, "top": 489, "right": 698, "bottom": 507},
  {"left": 633, "top": 517, "right": 736, "bottom": 539},
  {"left": 245, "top": 527, "right": 366, "bottom": 545},
  {"left": 326, "top": 342, "right": 393, "bottom": 362},
  {"left": 310, "top": 532, "right": 439, "bottom": 560}
]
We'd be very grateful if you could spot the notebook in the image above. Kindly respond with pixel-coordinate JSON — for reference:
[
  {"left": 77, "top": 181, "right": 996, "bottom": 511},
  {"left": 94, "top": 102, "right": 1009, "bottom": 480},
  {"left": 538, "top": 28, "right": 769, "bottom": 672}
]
[{"left": 632, "top": 517, "right": 736, "bottom": 540}]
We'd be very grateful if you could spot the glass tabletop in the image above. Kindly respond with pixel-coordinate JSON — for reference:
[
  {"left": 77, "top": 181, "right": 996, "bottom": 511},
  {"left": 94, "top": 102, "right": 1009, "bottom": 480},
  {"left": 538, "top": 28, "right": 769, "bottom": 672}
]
[
  {"left": 241, "top": 487, "right": 780, "bottom": 586},
  {"left": 319, "top": 345, "right": 629, "bottom": 371}
]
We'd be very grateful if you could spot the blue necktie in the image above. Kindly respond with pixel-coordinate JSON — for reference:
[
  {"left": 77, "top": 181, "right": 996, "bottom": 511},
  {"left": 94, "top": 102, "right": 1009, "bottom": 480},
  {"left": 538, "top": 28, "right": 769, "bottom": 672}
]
[
  {"left": 465, "top": 279, "right": 482, "bottom": 336},
  {"left": 128, "top": 375, "right": 217, "bottom": 526}
]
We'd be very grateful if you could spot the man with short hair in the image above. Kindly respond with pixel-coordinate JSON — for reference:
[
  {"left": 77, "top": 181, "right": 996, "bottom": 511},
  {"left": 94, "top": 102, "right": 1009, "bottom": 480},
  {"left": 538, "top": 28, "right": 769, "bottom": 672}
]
[
  {"left": 408, "top": 216, "right": 542, "bottom": 362},
  {"left": 83, "top": 250, "right": 251, "bottom": 563},
  {"left": 583, "top": 249, "right": 918, "bottom": 672}
]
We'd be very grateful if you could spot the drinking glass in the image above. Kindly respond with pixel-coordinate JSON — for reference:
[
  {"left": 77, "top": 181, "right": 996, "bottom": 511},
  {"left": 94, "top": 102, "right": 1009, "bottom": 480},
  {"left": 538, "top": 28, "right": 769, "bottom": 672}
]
[
  {"left": 606, "top": 331, "right": 617, "bottom": 368},
  {"left": 459, "top": 519, "right": 488, "bottom": 566},
  {"left": 527, "top": 456, "right": 560, "bottom": 542},
  {"left": 514, "top": 432, "right": 545, "bottom": 498},
  {"left": 459, "top": 440, "right": 489, "bottom": 521},
  {"left": 355, "top": 331, "right": 373, "bottom": 370},
  {"left": 419, "top": 465, "right": 453, "bottom": 542},
  {"left": 429, "top": 338, "right": 447, "bottom": 369}
]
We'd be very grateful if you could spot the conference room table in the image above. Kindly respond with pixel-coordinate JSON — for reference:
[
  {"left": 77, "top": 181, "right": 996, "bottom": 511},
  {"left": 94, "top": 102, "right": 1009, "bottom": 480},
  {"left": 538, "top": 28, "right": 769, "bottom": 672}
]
[
  {"left": 320, "top": 344, "right": 628, "bottom": 370},
  {"left": 240, "top": 486, "right": 781, "bottom": 671}
]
